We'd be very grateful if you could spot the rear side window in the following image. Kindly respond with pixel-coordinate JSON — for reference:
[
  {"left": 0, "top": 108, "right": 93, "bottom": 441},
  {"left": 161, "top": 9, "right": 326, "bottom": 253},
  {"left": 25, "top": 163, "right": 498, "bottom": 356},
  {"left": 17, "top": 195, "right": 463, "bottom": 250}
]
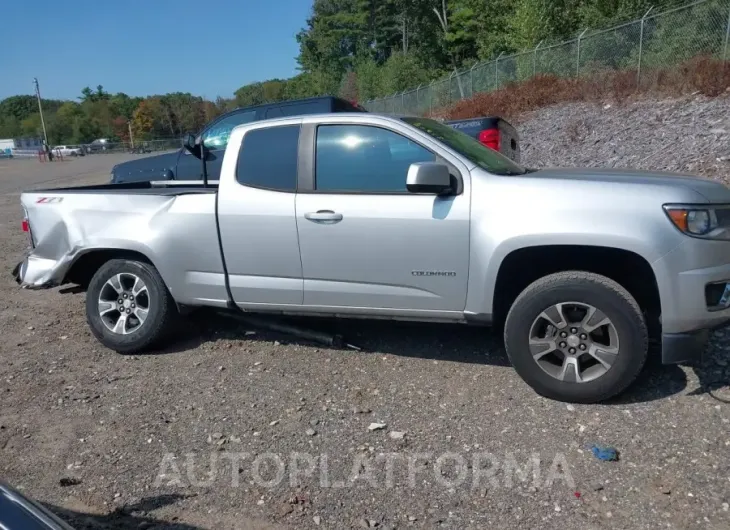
[{"left": 236, "top": 125, "right": 300, "bottom": 191}]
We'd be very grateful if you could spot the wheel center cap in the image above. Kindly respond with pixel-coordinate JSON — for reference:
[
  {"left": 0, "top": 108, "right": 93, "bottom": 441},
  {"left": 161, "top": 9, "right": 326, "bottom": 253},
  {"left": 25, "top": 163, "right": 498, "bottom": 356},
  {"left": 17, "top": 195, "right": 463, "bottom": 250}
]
[
  {"left": 123, "top": 299, "right": 132, "bottom": 309},
  {"left": 567, "top": 335, "right": 580, "bottom": 348}
]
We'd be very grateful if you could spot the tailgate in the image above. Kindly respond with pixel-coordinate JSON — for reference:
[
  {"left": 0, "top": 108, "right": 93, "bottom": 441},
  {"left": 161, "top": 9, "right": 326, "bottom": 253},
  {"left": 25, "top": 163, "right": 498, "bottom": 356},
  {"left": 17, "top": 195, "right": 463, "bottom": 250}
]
[
  {"left": 446, "top": 117, "right": 521, "bottom": 163},
  {"left": 498, "top": 119, "right": 521, "bottom": 164}
]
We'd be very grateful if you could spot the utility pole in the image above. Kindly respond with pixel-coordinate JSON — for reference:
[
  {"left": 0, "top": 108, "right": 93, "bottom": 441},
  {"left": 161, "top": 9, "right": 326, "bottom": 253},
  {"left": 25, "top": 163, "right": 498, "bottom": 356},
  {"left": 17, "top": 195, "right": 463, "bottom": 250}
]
[
  {"left": 128, "top": 120, "right": 135, "bottom": 149},
  {"left": 33, "top": 78, "right": 49, "bottom": 146}
]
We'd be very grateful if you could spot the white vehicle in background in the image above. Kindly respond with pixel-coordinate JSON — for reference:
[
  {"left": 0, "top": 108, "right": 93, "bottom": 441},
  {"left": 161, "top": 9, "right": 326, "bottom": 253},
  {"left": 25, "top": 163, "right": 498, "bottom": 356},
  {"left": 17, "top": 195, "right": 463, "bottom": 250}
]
[{"left": 53, "top": 145, "right": 84, "bottom": 157}]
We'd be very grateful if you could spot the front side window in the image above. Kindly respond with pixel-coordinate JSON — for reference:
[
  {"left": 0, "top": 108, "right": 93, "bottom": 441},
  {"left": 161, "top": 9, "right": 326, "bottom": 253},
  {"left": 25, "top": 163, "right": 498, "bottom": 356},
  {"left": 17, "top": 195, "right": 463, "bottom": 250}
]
[
  {"left": 203, "top": 110, "right": 257, "bottom": 150},
  {"left": 315, "top": 125, "right": 435, "bottom": 192},
  {"left": 236, "top": 125, "right": 300, "bottom": 191}
]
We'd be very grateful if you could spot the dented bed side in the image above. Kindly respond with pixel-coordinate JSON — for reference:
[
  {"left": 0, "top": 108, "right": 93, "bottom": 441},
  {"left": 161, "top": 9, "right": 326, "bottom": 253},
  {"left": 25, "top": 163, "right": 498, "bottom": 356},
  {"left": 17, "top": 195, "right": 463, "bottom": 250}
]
[{"left": 15, "top": 189, "right": 230, "bottom": 307}]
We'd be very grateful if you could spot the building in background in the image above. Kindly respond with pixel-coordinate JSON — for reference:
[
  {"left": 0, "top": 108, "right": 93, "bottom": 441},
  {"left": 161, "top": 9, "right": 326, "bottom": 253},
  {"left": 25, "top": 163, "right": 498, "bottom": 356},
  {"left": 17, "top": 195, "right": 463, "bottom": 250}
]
[{"left": 0, "top": 137, "right": 43, "bottom": 157}]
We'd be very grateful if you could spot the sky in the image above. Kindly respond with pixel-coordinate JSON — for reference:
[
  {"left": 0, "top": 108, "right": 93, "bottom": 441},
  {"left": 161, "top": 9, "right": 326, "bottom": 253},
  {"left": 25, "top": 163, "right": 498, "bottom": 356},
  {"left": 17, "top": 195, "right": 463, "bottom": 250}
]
[{"left": 0, "top": 0, "right": 312, "bottom": 101}]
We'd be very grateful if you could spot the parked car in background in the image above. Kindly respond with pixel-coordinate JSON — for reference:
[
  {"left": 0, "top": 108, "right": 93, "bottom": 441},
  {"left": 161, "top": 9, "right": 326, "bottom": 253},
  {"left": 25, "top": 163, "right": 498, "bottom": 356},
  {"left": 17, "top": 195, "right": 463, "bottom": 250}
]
[
  {"left": 86, "top": 138, "right": 111, "bottom": 153},
  {"left": 52, "top": 145, "right": 84, "bottom": 157},
  {"left": 0, "top": 480, "right": 75, "bottom": 530},
  {"left": 15, "top": 112, "right": 730, "bottom": 403},
  {"left": 109, "top": 96, "right": 368, "bottom": 184}
]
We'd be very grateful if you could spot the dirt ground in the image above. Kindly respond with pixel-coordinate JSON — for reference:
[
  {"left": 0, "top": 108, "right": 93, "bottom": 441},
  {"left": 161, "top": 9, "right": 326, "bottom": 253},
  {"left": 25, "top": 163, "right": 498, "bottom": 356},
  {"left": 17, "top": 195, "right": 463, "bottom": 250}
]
[{"left": 1, "top": 112, "right": 729, "bottom": 530}]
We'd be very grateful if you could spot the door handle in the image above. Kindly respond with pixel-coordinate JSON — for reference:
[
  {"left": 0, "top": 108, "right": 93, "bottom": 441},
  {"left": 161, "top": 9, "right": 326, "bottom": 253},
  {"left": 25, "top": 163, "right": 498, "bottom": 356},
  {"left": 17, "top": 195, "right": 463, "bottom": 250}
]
[{"left": 304, "top": 210, "right": 343, "bottom": 223}]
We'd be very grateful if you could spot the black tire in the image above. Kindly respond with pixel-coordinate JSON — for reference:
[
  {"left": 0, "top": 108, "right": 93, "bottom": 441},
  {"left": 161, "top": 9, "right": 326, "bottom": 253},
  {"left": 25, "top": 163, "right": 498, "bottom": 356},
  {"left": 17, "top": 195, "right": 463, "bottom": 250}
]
[
  {"left": 504, "top": 271, "right": 648, "bottom": 403},
  {"left": 86, "top": 259, "right": 178, "bottom": 354}
]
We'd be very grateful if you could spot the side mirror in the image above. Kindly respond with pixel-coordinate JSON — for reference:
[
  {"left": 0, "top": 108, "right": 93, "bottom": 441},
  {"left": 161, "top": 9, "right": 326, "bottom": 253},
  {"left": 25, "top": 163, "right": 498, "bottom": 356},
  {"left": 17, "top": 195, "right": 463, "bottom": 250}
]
[
  {"left": 183, "top": 133, "right": 207, "bottom": 159},
  {"left": 406, "top": 162, "right": 452, "bottom": 195}
]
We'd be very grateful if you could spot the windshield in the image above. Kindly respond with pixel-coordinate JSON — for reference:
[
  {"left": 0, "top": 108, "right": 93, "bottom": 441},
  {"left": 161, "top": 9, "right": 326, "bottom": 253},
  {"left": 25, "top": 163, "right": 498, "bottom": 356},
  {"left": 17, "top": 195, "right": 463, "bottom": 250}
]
[{"left": 402, "top": 117, "right": 527, "bottom": 176}]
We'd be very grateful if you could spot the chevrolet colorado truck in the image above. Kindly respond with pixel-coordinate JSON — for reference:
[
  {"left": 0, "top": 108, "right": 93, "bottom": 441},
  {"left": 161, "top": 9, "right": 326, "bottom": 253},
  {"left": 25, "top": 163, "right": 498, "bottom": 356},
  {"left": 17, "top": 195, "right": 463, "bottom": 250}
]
[{"left": 13, "top": 112, "right": 730, "bottom": 403}]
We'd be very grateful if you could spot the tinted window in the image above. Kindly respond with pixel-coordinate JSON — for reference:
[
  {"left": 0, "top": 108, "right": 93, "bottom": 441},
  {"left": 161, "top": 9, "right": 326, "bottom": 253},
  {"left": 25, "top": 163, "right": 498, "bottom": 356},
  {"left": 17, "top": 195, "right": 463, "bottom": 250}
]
[
  {"left": 203, "top": 110, "right": 257, "bottom": 150},
  {"left": 315, "top": 125, "right": 435, "bottom": 192},
  {"left": 279, "top": 102, "right": 321, "bottom": 117},
  {"left": 265, "top": 107, "right": 283, "bottom": 119},
  {"left": 236, "top": 125, "right": 300, "bottom": 191}
]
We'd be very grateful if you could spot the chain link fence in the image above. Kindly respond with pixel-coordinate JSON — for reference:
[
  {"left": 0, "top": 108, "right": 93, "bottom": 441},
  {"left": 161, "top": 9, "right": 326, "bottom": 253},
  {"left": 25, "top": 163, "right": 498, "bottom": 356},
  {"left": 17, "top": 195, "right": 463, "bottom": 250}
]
[{"left": 364, "top": 0, "right": 730, "bottom": 115}]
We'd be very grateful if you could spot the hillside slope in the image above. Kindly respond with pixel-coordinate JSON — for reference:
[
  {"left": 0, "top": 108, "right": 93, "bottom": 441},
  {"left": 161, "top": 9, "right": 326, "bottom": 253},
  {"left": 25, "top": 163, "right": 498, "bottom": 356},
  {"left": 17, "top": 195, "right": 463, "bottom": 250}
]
[{"left": 517, "top": 94, "right": 730, "bottom": 182}]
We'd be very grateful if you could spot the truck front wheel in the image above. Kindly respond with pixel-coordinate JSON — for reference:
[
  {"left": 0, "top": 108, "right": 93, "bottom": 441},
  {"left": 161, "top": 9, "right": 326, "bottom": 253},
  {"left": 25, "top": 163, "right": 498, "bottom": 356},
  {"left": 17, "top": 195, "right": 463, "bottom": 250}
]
[
  {"left": 504, "top": 271, "right": 648, "bottom": 403},
  {"left": 85, "top": 258, "right": 178, "bottom": 354}
]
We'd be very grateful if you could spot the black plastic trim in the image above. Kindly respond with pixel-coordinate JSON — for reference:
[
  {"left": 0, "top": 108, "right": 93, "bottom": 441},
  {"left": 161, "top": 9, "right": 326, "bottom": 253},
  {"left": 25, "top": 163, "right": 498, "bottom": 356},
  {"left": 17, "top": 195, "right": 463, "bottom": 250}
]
[
  {"left": 298, "top": 123, "right": 316, "bottom": 192},
  {"left": 661, "top": 329, "right": 710, "bottom": 364}
]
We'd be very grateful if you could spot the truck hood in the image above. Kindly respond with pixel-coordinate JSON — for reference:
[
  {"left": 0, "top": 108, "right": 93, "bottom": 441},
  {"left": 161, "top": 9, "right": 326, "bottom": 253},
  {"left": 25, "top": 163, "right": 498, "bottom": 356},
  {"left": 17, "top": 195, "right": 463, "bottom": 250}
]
[
  {"left": 531, "top": 167, "right": 730, "bottom": 203},
  {"left": 111, "top": 151, "right": 180, "bottom": 183}
]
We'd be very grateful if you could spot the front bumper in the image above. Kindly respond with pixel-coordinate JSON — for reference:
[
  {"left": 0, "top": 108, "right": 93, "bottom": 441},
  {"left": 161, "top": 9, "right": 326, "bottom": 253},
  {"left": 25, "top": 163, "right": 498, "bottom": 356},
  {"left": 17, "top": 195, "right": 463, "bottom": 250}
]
[{"left": 654, "top": 238, "right": 730, "bottom": 363}]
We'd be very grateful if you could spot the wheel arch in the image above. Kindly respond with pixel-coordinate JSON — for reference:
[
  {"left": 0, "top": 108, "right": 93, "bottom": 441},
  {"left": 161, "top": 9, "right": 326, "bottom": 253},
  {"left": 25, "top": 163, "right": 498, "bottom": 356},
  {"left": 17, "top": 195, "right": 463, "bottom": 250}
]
[
  {"left": 64, "top": 247, "right": 159, "bottom": 290},
  {"left": 486, "top": 243, "right": 661, "bottom": 338}
]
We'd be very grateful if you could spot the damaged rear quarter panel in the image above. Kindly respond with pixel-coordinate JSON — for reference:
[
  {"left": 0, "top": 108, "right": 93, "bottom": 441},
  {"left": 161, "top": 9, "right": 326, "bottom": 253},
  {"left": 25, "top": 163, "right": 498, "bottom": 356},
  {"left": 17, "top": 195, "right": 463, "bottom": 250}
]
[{"left": 18, "top": 191, "right": 227, "bottom": 306}]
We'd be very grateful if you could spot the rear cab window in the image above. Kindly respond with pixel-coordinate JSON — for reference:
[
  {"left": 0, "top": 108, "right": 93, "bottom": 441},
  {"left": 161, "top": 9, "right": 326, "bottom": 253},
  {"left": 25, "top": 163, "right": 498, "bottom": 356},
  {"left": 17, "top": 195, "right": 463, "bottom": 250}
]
[{"left": 236, "top": 125, "right": 300, "bottom": 191}]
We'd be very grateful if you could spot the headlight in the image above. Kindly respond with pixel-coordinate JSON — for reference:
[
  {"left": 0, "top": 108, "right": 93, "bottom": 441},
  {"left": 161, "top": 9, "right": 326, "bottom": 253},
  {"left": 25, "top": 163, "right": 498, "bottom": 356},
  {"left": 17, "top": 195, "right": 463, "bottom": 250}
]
[{"left": 664, "top": 205, "right": 730, "bottom": 240}]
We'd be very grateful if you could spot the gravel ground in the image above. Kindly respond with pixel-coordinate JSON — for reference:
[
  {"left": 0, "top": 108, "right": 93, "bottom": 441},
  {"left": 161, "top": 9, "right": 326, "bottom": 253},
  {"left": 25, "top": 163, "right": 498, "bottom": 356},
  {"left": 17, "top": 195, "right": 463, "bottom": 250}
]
[
  {"left": 518, "top": 93, "right": 730, "bottom": 180},
  {"left": 1, "top": 100, "right": 730, "bottom": 530}
]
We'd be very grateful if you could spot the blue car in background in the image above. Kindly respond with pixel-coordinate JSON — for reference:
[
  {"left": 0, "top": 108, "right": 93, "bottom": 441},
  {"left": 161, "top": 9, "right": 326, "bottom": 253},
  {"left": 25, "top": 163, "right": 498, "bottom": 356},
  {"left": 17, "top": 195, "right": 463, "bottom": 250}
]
[
  {"left": 0, "top": 480, "right": 75, "bottom": 530},
  {"left": 109, "top": 95, "right": 521, "bottom": 184}
]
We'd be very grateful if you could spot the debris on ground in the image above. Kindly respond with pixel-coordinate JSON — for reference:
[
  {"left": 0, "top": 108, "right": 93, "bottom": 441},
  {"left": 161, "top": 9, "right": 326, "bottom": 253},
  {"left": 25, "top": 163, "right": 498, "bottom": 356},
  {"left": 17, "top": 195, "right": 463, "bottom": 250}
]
[
  {"left": 58, "top": 477, "right": 82, "bottom": 487},
  {"left": 590, "top": 444, "right": 620, "bottom": 462},
  {"left": 220, "top": 312, "right": 351, "bottom": 348},
  {"left": 368, "top": 423, "right": 387, "bottom": 431}
]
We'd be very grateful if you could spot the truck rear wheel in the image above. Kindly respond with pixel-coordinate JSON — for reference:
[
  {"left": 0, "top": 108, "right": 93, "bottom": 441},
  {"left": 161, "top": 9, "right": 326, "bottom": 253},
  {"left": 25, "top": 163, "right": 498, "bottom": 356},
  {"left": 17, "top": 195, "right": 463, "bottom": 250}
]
[
  {"left": 503, "top": 271, "right": 648, "bottom": 403},
  {"left": 85, "top": 258, "right": 177, "bottom": 354}
]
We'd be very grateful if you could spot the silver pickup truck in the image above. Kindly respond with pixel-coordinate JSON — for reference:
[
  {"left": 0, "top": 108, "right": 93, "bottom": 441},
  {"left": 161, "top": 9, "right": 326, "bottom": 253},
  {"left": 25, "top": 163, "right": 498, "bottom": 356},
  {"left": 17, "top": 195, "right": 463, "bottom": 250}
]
[{"left": 13, "top": 112, "right": 730, "bottom": 403}]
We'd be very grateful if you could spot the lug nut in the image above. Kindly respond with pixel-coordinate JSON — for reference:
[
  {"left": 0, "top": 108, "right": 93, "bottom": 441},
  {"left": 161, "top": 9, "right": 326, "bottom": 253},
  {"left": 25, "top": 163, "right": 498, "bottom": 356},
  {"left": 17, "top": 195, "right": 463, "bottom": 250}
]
[
  {"left": 580, "top": 333, "right": 587, "bottom": 340},
  {"left": 579, "top": 344, "right": 586, "bottom": 351},
  {"left": 570, "top": 327, "right": 578, "bottom": 334},
  {"left": 560, "top": 341, "right": 567, "bottom": 348},
  {"left": 118, "top": 299, "right": 123, "bottom": 304},
  {"left": 126, "top": 308, "right": 131, "bottom": 314},
  {"left": 560, "top": 331, "right": 567, "bottom": 338},
  {"left": 131, "top": 303, "right": 135, "bottom": 308},
  {"left": 569, "top": 347, "right": 576, "bottom": 354}
]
